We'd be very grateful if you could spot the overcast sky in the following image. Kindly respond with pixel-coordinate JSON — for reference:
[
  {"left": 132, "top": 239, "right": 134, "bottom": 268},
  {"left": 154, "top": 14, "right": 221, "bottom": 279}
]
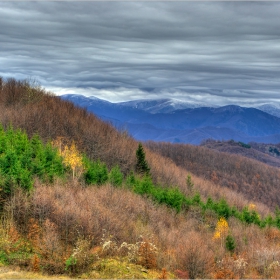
[{"left": 1, "top": 1, "right": 280, "bottom": 106}]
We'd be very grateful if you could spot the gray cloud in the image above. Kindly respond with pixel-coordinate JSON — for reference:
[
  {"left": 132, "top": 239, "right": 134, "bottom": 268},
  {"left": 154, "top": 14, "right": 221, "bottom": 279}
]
[{"left": 1, "top": 1, "right": 280, "bottom": 106}]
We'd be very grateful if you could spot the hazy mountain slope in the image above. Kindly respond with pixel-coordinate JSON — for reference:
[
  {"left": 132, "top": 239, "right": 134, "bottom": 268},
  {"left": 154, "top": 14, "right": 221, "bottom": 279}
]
[
  {"left": 257, "top": 103, "right": 280, "bottom": 118},
  {"left": 119, "top": 98, "right": 211, "bottom": 113},
  {"left": 61, "top": 94, "right": 150, "bottom": 122},
  {"left": 126, "top": 123, "right": 280, "bottom": 145},
  {"left": 61, "top": 94, "right": 280, "bottom": 144},
  {"left": 250, "top": 142, "right": 280, "bottom": 155},
  {"left": 201, "top": 139, "right": 280, "bottom": 168},
  {"left": 138, "top": 105, "right": 280, "bottom": 135}
]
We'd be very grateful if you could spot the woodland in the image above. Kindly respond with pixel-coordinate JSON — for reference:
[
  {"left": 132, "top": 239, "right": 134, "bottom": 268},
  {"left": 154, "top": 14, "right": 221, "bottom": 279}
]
[{"left": 1, "top": 77, "right": 280, "bottom": 278}]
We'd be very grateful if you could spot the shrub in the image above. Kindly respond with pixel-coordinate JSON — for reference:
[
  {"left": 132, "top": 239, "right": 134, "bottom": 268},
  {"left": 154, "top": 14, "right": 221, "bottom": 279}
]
[
  {"left": 125, "top": 171, "right": 137, "bottom": 188},
  {"left": 83, "top": 159, "right": 108, "bottom": 185},
  {"left": 225, "top": 235, "right": 236, "bottom": 254},
  {"left": 177, "top": 233, "right": 214, "bottom": 279},
  {"left": 134, "top": 175, "right": 154, "bottom": 195},
  {"left": 109, "top": 165, "right": 123, "bottom": 187},
  {"left": 0, "top": 125, "right": 65, "bottom": 195},
  {"left": 216, "top": 199, "right": 232, "bottom": 219},
  {"left": 137, "top": 239, "right": 158, "bottom": 269}
]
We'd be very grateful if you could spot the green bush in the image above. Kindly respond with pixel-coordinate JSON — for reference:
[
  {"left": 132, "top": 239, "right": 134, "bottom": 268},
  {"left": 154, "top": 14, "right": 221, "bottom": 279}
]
[
  {"left": 216, "top": 199, "right": 232, "bottom": 219},
  {"left": 109, "top": 165, "right": 123, "bottom": 187},
  {"left": 83, "top": 159, "right": 108, "bottom": 185},
  {"left": 163, "top": 188, "right": 185, "bottom": 213},
  {"left": 134, "top": 175, "right": 154, "bottom": 195},
  {"left": 225, "top": 235, "right": 236, "bottom": 253},
  {"left": 125, "top": 171, "right": 137, "bottom": 188},
  {"left": 191, "top": 193, "right": 202, "bottom": 206},
  {"left": 0, "top": 125, "right": 66, "bottom": 194}
]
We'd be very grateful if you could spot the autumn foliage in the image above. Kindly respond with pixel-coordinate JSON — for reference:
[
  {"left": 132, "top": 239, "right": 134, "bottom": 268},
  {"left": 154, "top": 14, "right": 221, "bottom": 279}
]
[{"left": 1, "top": 77, "right": 280, "bottom": 278}]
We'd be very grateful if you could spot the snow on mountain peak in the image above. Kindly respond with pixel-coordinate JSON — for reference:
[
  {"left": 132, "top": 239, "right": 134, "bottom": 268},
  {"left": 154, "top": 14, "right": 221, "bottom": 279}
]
[{"left": 119, "top": 98, "right": 213, "bottom": 114}]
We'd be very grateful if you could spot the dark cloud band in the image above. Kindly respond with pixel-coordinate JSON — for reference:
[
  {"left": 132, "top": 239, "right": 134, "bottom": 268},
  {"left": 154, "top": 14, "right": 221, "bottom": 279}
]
[{"left": 1, "top": 1, "right": 280, "bottom": 106}]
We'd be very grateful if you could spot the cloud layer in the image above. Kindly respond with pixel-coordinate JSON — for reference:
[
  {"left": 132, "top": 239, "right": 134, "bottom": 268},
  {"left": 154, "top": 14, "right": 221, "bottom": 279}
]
[{"left": 1, "top": 2, "right": 280, "bottom": 106}]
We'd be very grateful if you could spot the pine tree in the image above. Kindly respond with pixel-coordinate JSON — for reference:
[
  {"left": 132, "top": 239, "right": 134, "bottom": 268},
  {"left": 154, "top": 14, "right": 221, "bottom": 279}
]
[
  {"left": 136, "top": 143, "right": 150, "bottom": 175},
  {"left": 225, "top": 234, "right": 236, "bottom": 254}
]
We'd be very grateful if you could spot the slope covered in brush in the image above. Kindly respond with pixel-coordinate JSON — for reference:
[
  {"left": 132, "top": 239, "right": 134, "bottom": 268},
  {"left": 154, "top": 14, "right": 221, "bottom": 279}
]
[
  {"left": 1, "top": 125, "right": 273, "bottom": 228},
  {"left": 2, "top": 77, "right": 280, "bottom": 278},
  {"left": 201, "top": 139, "right": 280, "bottom": 168},
  {"left": 0, "top": 123, "right": 280, "bottom": 278},
  {"left": 0, "top": 77, "right": 137, "bottom": 174},
  {"left": 146, "top": 141, "right": 280, "bottom": 209}
]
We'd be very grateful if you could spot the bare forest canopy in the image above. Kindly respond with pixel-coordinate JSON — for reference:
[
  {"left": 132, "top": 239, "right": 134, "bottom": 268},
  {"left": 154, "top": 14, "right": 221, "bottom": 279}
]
[
  {"left": 146, "top": 141, "right": 280, "bottom": 210},
  {"left": 201, "top": 139, "right": 280, "bottom": 168}
]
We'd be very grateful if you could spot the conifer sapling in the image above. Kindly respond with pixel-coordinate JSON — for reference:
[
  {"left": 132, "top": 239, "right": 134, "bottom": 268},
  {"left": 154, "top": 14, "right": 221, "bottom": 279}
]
[{"left": 136, "top": 143, "right": 150, "bottom": 175}]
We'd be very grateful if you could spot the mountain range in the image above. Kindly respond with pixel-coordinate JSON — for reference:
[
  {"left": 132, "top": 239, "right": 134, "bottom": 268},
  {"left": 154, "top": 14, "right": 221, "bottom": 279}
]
[{"left": 60, "top": 94, "right": 280, "bottom": 144}]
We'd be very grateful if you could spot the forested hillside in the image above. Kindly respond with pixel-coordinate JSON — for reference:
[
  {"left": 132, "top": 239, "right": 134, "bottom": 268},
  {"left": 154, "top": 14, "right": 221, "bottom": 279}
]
[
  {"left": 201, "top": 139, "right": 280, "bottom": 168},
  {"left": 146, "top": 141, "right": 280, "bottom": 209},
  {"left": 1, "top": 77, "right": 280, "bottom": 279}
]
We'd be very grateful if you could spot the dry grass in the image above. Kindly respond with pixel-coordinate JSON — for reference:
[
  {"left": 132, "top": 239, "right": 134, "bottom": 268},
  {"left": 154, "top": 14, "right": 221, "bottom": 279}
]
[
  {"left": 0, "top": 266, "right": 71, "bottom": 279},
  {"left": 1, "top": 182, "right": 278, "bottom": 278}
]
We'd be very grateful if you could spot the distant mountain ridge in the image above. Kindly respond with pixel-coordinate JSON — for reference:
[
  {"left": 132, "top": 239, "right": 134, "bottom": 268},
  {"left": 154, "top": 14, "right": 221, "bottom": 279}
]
[
  {"left": 60, "top": 94, "right": 280, "bottom": 144},
  {"left": 119, "top": 98, "right": 211, "bottom": 113},
  {"left": 256, "top": 103, "right": 280, "bottom": 118}
]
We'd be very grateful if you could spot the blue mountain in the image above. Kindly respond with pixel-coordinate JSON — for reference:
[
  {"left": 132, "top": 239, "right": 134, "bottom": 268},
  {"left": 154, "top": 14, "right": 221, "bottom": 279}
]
[{"left": 60, "top": 94, "right": 280, "bottom": 144}]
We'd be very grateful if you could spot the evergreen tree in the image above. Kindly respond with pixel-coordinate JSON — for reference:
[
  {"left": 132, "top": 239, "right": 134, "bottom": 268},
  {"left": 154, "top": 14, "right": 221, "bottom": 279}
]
[
  {"left": 136, "top": 143, "right": 150, "bottom": 175},
  {"left": 225, "top": 234, "right": 236, "bottom": 254},
  {"left": 83, "top": 159, "right": 108, "bottom": 185},
  {"left": 109, "top": 165, "right": 123, "bottom": 187}
]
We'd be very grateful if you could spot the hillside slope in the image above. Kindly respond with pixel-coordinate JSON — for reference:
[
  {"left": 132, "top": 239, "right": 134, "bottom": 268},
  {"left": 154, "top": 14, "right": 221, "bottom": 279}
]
[
  {"left": 2, "top": 77, "right": 280, "bottom": 279},
  {"left": 146, "top": 141, "right": 280, "bottom": 209},
  {"left": 201, "top": 139, "right": 280, "bottom": 168},
  {"left": 2, "top": 78, "right": 279, "bottom": 213}
]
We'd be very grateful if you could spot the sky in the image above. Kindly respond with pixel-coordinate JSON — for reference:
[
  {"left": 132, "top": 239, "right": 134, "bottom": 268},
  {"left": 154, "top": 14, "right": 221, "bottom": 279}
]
[{"left": 1, "top": 1, "right": 280, "bottom": 107}]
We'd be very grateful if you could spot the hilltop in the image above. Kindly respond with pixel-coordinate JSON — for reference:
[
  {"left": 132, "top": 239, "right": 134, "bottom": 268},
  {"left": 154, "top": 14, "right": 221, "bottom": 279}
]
[{"left": 1, "top": 77, "right": 280, "bottom": 278}]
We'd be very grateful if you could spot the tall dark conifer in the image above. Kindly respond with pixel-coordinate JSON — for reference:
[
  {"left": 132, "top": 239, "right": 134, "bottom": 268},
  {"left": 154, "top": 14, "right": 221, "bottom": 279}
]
[{"left": 136, "top": 143, "right": 150, "bottom": 175}]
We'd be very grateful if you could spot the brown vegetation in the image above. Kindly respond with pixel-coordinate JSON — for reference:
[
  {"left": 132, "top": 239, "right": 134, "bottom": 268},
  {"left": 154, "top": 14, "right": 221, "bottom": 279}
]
[
  {"left": 4, "top": 182, "right": 280, "bottom": 278},
  {"left": 202, "top": 139, "right": 280, "bottom": 168},
  {"left": 1, "top": 77, "right": 280, "bottom": 278},
  {"left": 0, "top": 76, "right": 272, "bottom": 213},
  {"left": 2, "top": 182, "right": 280, "bottom": 278},
  {"left": 146, "top": 141, "right": 280, "bottom": 210}
]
